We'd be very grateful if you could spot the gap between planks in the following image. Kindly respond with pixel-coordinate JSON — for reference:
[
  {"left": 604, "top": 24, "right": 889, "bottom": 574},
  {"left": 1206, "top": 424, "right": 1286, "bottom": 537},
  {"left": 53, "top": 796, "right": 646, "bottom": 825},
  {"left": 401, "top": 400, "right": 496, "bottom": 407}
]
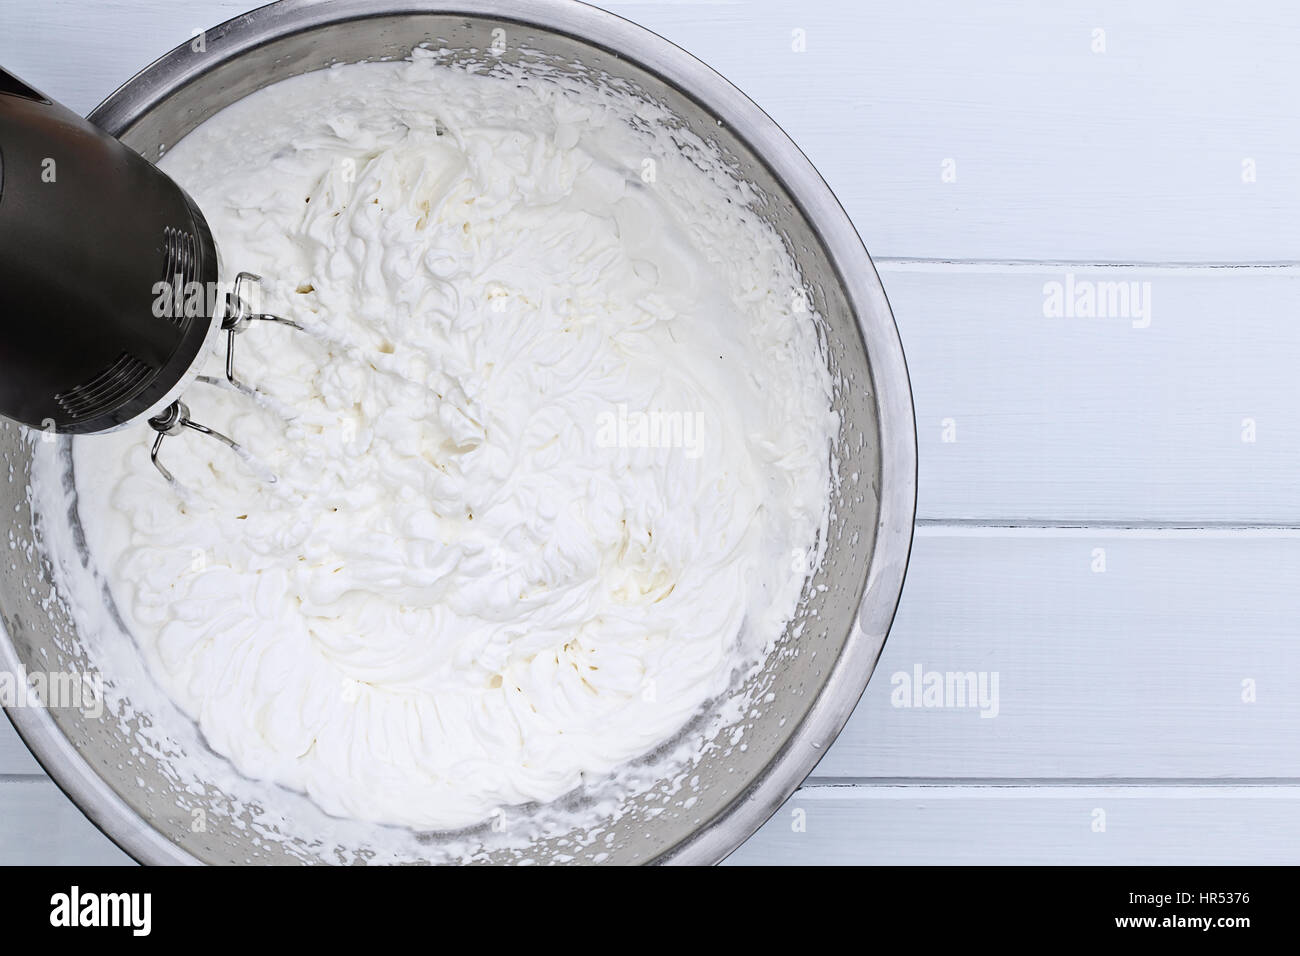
[
  {"left": 791, "top": 783, "right": 1300, "bottom": 800},
  {"left": 803, "top": 778, "right": 1300, "bottom": 790},
  {"left": 877, "top": 258, "right": 1300, "bottom": 273},
  {"left": 913, "top": 520, "right": 1300, "bottom": 537}
]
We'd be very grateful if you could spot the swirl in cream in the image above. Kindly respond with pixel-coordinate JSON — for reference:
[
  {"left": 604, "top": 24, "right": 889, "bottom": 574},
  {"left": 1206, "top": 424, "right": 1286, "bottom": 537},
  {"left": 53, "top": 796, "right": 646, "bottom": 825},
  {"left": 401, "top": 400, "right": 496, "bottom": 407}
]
[{"left": 71, "top": 52, "right": 837, "bottom": 830}]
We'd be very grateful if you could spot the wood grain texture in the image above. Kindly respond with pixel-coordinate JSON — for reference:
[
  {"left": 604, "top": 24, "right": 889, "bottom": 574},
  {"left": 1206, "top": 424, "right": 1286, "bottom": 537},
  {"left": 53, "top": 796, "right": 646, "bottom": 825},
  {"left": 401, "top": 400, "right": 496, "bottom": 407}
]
[{"left": 4, "top": 0, "right": 1297, "bottom": 262}]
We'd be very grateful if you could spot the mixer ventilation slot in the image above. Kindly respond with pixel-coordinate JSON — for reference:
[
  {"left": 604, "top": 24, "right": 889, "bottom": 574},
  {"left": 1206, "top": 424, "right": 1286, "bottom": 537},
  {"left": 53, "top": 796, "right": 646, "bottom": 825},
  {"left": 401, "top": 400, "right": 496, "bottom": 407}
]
[
  {"left": 55, "top": 352, "right": 153, "bottom": 422},
  {"left": 160, "top": 225, "right": 199, "bottom": 326}
]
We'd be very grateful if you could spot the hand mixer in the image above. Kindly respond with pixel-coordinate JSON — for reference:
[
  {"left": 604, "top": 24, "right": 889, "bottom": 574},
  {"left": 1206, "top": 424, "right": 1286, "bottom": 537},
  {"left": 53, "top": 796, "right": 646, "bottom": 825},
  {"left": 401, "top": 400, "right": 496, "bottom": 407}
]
[{"left": 0, "top": 67, "right": 299, "bottom": 483}]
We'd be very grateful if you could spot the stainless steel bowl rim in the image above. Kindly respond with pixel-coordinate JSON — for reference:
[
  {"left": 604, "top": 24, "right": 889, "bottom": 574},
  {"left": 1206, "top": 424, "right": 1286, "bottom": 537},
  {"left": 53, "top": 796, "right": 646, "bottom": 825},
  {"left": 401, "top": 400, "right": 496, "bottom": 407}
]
[{"left": 1, "top": 0, "right": 916, "bottom": 865}]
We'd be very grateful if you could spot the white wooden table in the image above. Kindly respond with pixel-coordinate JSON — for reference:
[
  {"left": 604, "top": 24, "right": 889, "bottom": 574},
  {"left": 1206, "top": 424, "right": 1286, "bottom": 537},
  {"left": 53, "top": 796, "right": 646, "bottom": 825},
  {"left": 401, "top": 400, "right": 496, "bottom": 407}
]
[{"left": 3, "top": 0, "right": 1298, "bottom": 865}]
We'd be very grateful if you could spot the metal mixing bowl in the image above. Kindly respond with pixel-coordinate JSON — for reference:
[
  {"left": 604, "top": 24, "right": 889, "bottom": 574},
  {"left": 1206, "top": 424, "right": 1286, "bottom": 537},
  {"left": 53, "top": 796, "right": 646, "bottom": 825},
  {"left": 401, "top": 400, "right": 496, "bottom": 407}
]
[{"left": 0, "top": 0, "right": 915, "bottom": 864}]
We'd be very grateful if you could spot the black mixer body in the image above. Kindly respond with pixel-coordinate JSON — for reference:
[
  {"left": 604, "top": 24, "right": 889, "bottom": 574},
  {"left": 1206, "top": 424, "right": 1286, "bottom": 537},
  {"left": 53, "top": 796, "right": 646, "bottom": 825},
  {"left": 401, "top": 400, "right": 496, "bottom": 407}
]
[{"left": 0, "top": 67, "right": 219, "bottom": 434}]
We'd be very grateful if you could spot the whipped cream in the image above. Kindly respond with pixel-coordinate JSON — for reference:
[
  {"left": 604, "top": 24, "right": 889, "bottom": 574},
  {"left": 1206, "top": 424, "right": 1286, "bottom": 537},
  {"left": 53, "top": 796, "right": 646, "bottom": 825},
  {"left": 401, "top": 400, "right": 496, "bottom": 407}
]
[{"left": 67, "top": 52, "right": 836, "bottom": 831}]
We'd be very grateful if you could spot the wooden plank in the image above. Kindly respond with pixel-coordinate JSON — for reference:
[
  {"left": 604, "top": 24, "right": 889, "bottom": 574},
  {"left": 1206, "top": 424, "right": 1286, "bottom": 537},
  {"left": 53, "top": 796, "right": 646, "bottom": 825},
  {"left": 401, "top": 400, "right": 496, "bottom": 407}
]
[
  {"left": 0, "top": 720, "right": 41, "bottom": 775},
  {"left": 0, "top": 0, "right": 255, "bottom": 115},
  {"left": 810, "top": 527, "right": 1300, "bottom": 781},
  {"left": 0, "top": 778, "right": 134, "bottom": 865},
  {"left": 607, "top": 0, "right": 1300, "bottom": 263},
  {"left": 2, "top": 777, "right": 1296, "bottom": 865},
  {"left": 884, "top": 263, "right": 1300, "bottom": 523},
  {"left": 5, "top": 0, "right": 1297, "bottom": 262},
  {"left": 727, "top": 784, "right": 1300, "bottom": 865},
  {"left": 7, "top": 528, "right": 1298, "bottom": 781},
  {"left": 0, "top": 263, "right": 1294, "bottom": 568}
]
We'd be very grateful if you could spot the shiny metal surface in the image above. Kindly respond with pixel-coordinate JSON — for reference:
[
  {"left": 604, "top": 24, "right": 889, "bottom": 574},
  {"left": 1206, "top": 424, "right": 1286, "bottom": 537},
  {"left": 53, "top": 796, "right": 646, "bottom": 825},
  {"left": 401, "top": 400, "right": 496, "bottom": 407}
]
[{"left": 0, "top": 0, "right": 915, "bottom": 864}]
